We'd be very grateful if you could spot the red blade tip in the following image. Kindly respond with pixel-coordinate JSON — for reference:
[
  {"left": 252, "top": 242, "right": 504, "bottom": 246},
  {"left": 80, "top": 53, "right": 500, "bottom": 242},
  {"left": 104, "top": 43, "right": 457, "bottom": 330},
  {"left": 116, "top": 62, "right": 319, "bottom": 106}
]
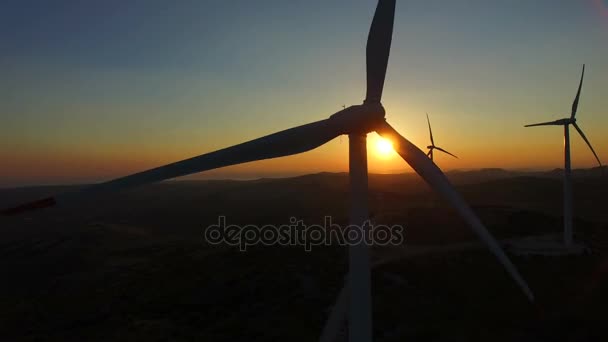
[{"left": 1, "top": 197, "right": 56, "bottom": 216}]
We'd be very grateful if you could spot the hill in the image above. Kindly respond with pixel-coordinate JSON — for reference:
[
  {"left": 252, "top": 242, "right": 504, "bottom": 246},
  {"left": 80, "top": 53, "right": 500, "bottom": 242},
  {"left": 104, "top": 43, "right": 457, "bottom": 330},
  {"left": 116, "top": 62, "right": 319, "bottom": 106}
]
[{"left": 1, "top": 169, "right": 608, "bottom": 341}]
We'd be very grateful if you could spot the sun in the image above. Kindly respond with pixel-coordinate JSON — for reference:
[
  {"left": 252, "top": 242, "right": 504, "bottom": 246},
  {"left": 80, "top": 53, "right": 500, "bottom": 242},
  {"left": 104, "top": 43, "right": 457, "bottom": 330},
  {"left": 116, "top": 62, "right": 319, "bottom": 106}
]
[{"left": 375, "top": 137, "right": 394, "bottom": 158}]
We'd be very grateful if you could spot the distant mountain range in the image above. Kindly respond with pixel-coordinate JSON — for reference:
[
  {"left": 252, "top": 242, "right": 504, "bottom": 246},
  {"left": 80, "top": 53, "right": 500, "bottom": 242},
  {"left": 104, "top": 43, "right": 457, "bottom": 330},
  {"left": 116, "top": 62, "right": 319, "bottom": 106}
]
[
  {"left": 0, "top": 166, "right": 606, "bottom": 191},
  {"left": 444, "top": 166, "right": 606, "bottom": 184}
]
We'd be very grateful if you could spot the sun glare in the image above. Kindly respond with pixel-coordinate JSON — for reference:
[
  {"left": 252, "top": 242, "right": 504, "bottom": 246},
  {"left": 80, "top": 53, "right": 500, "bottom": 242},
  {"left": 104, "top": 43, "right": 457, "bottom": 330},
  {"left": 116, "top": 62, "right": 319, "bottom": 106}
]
[{"left": 375, "top": 138, "right": 394, "bottom": 158}]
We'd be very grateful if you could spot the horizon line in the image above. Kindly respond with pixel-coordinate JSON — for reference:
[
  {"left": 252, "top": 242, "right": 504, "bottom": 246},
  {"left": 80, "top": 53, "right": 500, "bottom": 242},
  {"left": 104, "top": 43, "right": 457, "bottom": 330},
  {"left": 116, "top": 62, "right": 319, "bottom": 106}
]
[{"left": 1, "top": 166, "right": 605, "bottom": 190}]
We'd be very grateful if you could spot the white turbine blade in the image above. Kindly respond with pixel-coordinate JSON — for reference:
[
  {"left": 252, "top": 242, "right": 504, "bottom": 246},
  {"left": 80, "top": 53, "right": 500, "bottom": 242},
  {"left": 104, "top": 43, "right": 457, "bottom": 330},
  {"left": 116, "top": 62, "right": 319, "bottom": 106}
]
[
  {"left": 572, "top": 123, "right": 602, "bottom": 167},
  {"left": 319, "top": 282, "right": 349, "bottom": 342},
  {"left": 524, "top": 120, "right": 562, "bottom": 127},
  {"left": 2, "top": 119, "right": 342, "bottom": 216},
  {"left": 376, "top": 120, "right": 534, "bottom": 302},
  {"left": 434, "top": 146, "right": 458, "bottom": 159},
  {"left": 365, "top": 0, "right": 396, "bottom": 103}
]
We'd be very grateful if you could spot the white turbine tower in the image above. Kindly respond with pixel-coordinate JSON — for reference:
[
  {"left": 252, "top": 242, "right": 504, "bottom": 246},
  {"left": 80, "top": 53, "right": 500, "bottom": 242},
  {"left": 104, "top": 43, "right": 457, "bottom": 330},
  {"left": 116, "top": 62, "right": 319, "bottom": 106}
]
[
  {"left": 426, "top": 113, "right": 458, "bottom": 161},
  {"left": 525, "top": 64, "right": 602, "bottom": 247},
  {"left": 3, "top": 1, "right": 534, "bottom": 341}
]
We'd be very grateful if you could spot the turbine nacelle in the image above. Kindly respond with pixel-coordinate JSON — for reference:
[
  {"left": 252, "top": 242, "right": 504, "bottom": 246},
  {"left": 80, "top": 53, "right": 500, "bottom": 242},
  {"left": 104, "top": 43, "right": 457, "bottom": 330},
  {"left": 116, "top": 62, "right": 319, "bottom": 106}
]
[
  {"left": 557, "top": 118, "right": 575, "bottom": 125},
  {"left": 329, "top": 102, "right": 386, "bottom": 134}
]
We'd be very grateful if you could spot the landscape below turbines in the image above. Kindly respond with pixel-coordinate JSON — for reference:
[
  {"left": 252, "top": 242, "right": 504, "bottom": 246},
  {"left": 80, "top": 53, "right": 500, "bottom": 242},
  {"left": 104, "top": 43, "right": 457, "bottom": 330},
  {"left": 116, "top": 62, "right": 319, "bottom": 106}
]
[{"left": 1, "top": 1, "right": 608, "bottom": 341}]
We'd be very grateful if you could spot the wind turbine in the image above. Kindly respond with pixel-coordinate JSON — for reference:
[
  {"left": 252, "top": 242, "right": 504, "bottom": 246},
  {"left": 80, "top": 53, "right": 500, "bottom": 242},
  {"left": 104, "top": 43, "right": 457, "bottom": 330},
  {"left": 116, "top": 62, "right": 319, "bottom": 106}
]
[
  {"left": 524, "top": 64, "right": 602, "bottom": 247},
  {"left": 3, "top": 1, "right": 534, "bottom": 341},
  {"left": 426, "top": 113, "right": 458, "bottom": 161}
]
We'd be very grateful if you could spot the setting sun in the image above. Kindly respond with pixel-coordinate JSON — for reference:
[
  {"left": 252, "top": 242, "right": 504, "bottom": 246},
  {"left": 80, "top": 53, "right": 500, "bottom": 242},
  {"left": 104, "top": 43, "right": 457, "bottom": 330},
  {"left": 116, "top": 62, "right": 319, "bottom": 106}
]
[{"left": 375, "top": 137, "right": 394, "bottom": 158}]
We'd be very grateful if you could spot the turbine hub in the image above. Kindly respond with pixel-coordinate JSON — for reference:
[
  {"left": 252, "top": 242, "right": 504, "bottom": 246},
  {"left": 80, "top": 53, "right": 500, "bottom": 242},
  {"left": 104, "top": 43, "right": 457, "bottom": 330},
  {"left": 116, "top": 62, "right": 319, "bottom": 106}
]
[{"left": 329, "top": 102, "right": 386, "bottom": 134}]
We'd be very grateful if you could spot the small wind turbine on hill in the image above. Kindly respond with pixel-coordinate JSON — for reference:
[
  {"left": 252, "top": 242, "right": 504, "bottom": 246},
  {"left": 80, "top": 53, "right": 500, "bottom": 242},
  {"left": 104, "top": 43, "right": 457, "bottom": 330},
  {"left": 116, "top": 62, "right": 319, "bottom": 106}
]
[
  {"left": 3, "top": 1, "right": 534, "bottom": 341},
  {"left": 524, "top": 64, "right": 602, "bottom": 247},
  {"left": 426, "top": 113, "right": 458, "bottom": 161}
]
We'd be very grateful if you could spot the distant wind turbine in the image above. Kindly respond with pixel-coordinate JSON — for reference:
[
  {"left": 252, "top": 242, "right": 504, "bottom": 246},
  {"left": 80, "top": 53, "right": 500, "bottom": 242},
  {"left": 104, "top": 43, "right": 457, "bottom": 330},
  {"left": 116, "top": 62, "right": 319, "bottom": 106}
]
[
  {"left": 524, "top": 64, "right": 602, "bottom": 247},
  {"left": 426, "top": 113, "right": 458, "bottom": 161},
  {"left": 3, "top": 1, "right": 534, "bottom": 342}
]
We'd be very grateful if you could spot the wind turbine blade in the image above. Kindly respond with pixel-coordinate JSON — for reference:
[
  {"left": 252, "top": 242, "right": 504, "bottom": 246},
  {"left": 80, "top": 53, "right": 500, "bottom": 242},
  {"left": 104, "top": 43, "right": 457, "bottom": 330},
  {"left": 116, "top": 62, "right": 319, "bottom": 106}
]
[
  {"left": 426, "top": 112, "right": 434, "bottom": 145},
  {"left": 573, "top": 123, "right": 602, "bottom": 167},
  {"left": 524, "top": 120, "right": 562, "bottom": 127},
  {"left": 571, "top": 64, "right": 585, "bottom": 119},
  {"left": 365, "top": 0, "right": 396, "bottom": 103},
  {"left": 434, "top": 146, "right": 458, "bottom": 159},
  {"left": 1, "top": 197, "right": 57, "bottom": 216},
  {"left": 319, "top": 281, "right": 349, "bottom": 342},
  {"left": 2, "top": 119, "right": 342, "bottom": 216},
  {"left": 376, "top": 121, "right": 534, "bottom": 302}
]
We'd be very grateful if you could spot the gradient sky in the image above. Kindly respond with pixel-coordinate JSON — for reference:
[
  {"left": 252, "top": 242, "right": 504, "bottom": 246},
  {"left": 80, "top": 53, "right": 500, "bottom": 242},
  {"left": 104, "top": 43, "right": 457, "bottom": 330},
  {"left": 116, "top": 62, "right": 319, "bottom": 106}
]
[{"left": 1, "top": 0, "right": 608, "bottom": 187}]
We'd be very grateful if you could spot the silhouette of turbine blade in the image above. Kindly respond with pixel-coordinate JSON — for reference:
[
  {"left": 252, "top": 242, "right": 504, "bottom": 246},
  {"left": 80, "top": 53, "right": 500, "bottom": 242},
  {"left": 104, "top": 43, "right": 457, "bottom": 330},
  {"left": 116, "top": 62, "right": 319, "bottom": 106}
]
[
  {"left": 571, "top": 64, "right": 585, "bottom": 119},
  {"left": 365, "top": 0, "right": 395, "bottom": 103},
  {"left": 376, "top": 121, "right": 534, "bottom": 302},
  {"left": 434, "top": 146, "right": 458, "bottom": 159},
  {"left": 524, "top": 120, "right": 562, "bottom": 127},
  {"left": 0, "top": 197, "right": 56, "bottom": 216},
  {"left": 319, "top": 281, "right": 349, "bottom": 342},
  {"left": 426, "top": 113, "right": 434, "bottom": 145},
  {"left": 572, "top": 123, "right": 602, "bottom": 167},
  {"left": 1, "top": 119, "right": 342, "bottom": 216}
]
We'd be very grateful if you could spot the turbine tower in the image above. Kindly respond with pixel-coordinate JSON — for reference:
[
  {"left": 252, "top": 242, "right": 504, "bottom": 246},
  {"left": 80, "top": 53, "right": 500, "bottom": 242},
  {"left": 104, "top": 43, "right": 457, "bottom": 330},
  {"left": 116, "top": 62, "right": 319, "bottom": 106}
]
[
  {"left": 3, "top": 1, "right": 534, "bottom": 341},
  {"left": 426, "top": 113, "right": 458, "bottom": 161},
  {"left": 524, "top": 64, "right": 602, "bottom": 247}
]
